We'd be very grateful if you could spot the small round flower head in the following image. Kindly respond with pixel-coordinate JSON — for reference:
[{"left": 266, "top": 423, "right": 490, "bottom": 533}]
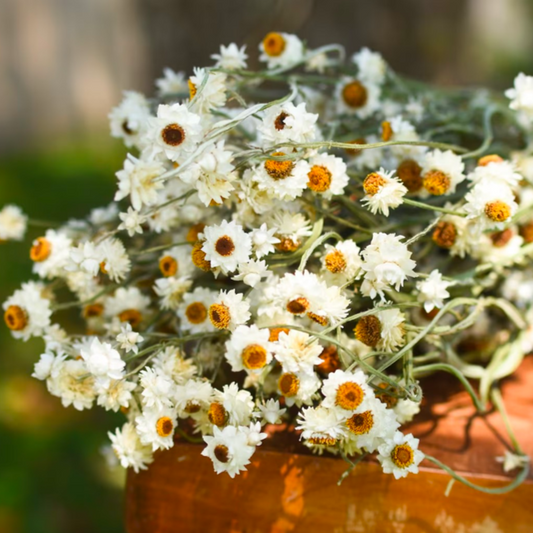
[
  {"left": 174, "top": 379, "right": 213, "bottom": 418},
  {"left": 393, "top": 397, "right": 421, "bottom": 425},
  {"left": 201, "top": 219, "right": 252, "bottom": 274},
  {"left": 336, "top": 77, "right": 381, "bottom": 118},
  {"left": 255, "top": 398, "right": 286, "bottom": 425},
  {"left": 177, "top": 287, "right": 217, "bottom": 333},
  {"left": 297, "top": 405, "right": 347, "bottom": 447},
  {"left": 97, "top": 379, "right": 136, "bottom": 412},
  {"left": 208, "top": 289, "right": 251, "bottom": 331},
  {"left": 250, "top": 224, "right": 280, "bottom": 259},
  {"left": 32, "top": 350, "right": 65, "bottom": 381},
  {"left": 352, "top": 47, "right": 387, "bottom": 85},
  {"left": 259, "top": 32, "right": 304, "bottom": 70},
  {"left": 277, "top": 370, "right": 321, "bottom": 407},
  {"left": 464, "top": 182, "right": 518, "bottom": 232},
  {"left": 322, "top": 240, "right": 362, "bottom": 283},
  {"left": 377, "top": 431, "right": 424, "bottom": 479},
  {"left": 360, "top": 233, "right": 417, "bottom": 300},
  {"left": 80, "top": 337, "right": 125, "bottom": 388},
  {"left": 158, "top": 245, "right": 196, "bottom": 279},
  {"left": 30, "top": 229, "right": 72, "bottom": 279},
  {"left": 0, "top": 204, "right": 27, "bottom": 241},
  {"left": 144, "top": 103, "right": 203, "bottom": 162},
  {"left": 225, "top": 324, "right": 273, "bottom": 374},
  {"left": 432, "top": 210, "right": 473, "bottom": 258},
  {"left": 109, "top": 91, "right": 151, "bottom": 148},
  {"left": 46, "top": 358, "right": 96, "bottom": 410},
  {"left": 362, "top": 168, "right": 408, "bottom": 216},
  {"left": 67, "top": 241, "right": 101, "bottom": 276},
  {"left": 211, "top": 43, "right": 248, "bottom": 70},
  {"left": 202, "top": 425, "right": 255, "bottom": 478},
  {"left": 188, "top": 67, "right": 227, "bottom": 114},
  {"left": 139, "top": 367, "right": 175, "bottom": 411},
  {"left": 135, "top": 405, "right": 178, "bottom": 451},
  {"left": 114, "top": 155, "right": 166, "bottom": 211},
  {"left": 153, "top": 347, "right": 197, "bottom": 385},
  {"left": 321, "top": 369, "right": 373, "bottom": 414},
  {"left": 108, "top": 422, "right": 154, "bottom": 473},
  {"left": 355, "top": 309, "right": 405, "bottom": 352},
  {"left": 116, "top": 322, "right": 144, "bottom": 354},
  {"left": 106, "top": 287, "right": 150, "bottom": 329},
  {"left": 257, "top": 102, "right": 318, "bottom": 147},
  {"left": 274, "top": 329, "right": 323, "bottom": 376},
  {"left": 505, "top": 73, "right": 533, "bottom": 116},
  {"left": 416, "top": 270, "right": 452, "bottom": 313},
  {"left": 421, "top": 149, "right": 465, "bottom": 196},
  {"left": 3, "top": 281, "right": 52, "bottom": 341},
  {"left": 232, "top": 259, "right": 269, "bottom": 288},
  {"left": 155, "top": 68, "right": 188, "bottom": 97},
  {"left": 307, "top": 153, "right": 349, "bottom": 198},
  {"left": 211, "top": 382, "right": 255, "bottom": 426},
  {"left": 468, "top": 156, "right": 522, "bottom": 188},
  {"left": 154, "top": 276, "right": 192, "bottom": 311},
  {"left": 97, "top": 238, "right": 131, "bottom": 282},
  {"left": 118, "top": 207, "right": 146, "bottom": 237}
]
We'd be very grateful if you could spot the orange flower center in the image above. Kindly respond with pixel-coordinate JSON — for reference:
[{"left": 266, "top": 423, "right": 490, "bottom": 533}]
[
  {"left": 423, "top": 170, "right": 450, "bottom": 195},
  {"left": 191, "top": 242, "right": 211, "bottom": 271},
  {"left": 335, "top": 381, "right": 364, "bottom": 410},
  {"left": 307, "top": 165, "right": 332, "bottom": 193},
  {"left": 209, "top": 303, "right": 231, "bottom": 329},
  {"left": 185, "top": 301, "right": 208, "bottom": 324},
  {"left": 186, "top": 223, "right": 206, "bottom": 243},
  {"left": 354, "top": 315, "right": 382, "bottom": 347},
  {"left": 391, "top": 444, "right": 415, "bottom": 468},
  {"left": 208, "top": 402, "right": 227, "bottom": 427},
  {"left": 242, "top": 344, "right": 268, "bottom": 369},
  {"left": 363, "top": 172, "right": 387, "bottom": 196},
  {"left": 346, "top": 410, "right": 374, "bottom": 435},
  {"left": 432, "top": 221, "right": 457, "bottom": 249},
  {"left": 159, "top": 256, "right": 178, "bottom": 277},
  {"left": 324, "top": 249, "right": 347, "bottom": 274},
  {"left": 478, "top": 154, "right": 503, "bottom": 166},
  {"left": 264, "top": 152, "right": 294, "bottom": 180},
  {"left": 381, "top": 121, "right": 393, "bottom": 141},
  {"left": 286, "top": 297, "right": 310, "bottom": 315},
  {"left": 278, "top": 372, "right": 300, "bottom": 397},
  {"left": 156, "top": 416, "right": 174, "bottom": 437},
  {"left": 4, "top": 305, "right": 27, "bottom": 331},
  {"left": 262, "top": 32, "right": 286, "bottom": 57},
  {"left": 485, "top": 201, "right": 511, "bottom": 222},
  {"left": 30, "top": 237, "right": 51, "bottom": 262},
  {"left": 83, "top": 303, "right": 104, "bottom": 319},
  {"left": 342, "top": 81, "right": 368, "bottom": 108},
  {"left": 118, "top": 309, "right": 143, "bottom": 328},
  {"left": 397, "top": 159, "right": 423, "bottom": 193}
]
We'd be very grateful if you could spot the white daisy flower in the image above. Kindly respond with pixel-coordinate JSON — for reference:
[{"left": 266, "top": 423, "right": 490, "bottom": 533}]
[
  {"left": 416, "top": 270, "right": 452, "bottom": 313},
  {"left": 336, "top": 77, "right": 381, "bottom": 118},
  {"left": 274, "top": 329, "right": 323, "bottom": 376},
  {"left": 271, "top": 270, "right": 322, "bottom": 319},
  {"left": 212, "top": 383, "right": 255, "bottom": 426},
  {"left": 116, "top": 322, "right": 144, "bottom": 354},
  {"left": 97, "top": 379, "right": 136, "bottom": 412},
  {"left": 47, "top": 358, "right": 96, "bottom": 411},
  {"left": 108, "top": 422, "right": 154, "bottom": 473},
  {"left": 321, "top": 369, "right": 373, "bottom": 414},
  {"left": 352, "top": 47, "right": 387, "bottom": 85},
  {"left": 153, "top": 347, "right": 197, "bottom": 385},
  {"left": 32, "top": 350, "right": 65, "bottom": 381},
  {"left": 201, "top": 425, "right": 255, "bottom": 478},
  {"left": 135, "top": 406, "right": 177, "bottom": 451},
  {"left": 174, "top": 379, "right": 213, "bottom": 417},
  {"left": 257, "top": 102, "right": 318, "bottom": 147},
  {"left": 158, "top": 245, "right": 195, "bottom": 279},
  {"left": 362, "top": 168, "right": 408, "bottom": 216},
  {"left": 3, "top": 281, "right": 52, "bottom": 341},
  {"left": 432, "top": 209, "right": 474, "bottom": 258},
  {"left": 307, "top": 153, "right": 349, "bottom": 198},
  {"left": 109, "top": 91, "right": 151, "bottom": 149},
  {"left": 259, "top": 32, "right": 304, "bottom": 70},
  {"left": 241, "top": 421, "right": 268, "bottom": 447},
  {"left": 377, "top": 431, "right": 424, "bottom": 479},
  {"left": 188, "top": 67, "right": 227, "bottom": 114},
  {"left": 277, "top": 370, "right": 321, "bottom": 407},
  {"left": 250, "top": 223, "right": 280, "bottom": 258},
  {"left": 297, "top": 405, "right": 347, "bottom": 447},
  {"left": 208, "top": 289, "right": 251, "bottom": 331},
  {"left": 468, "top": 157, "right": 522, "bottom": 188},
  {"left": 381, "top": 115, "right": 426, "bottom": 161},
  {"left": 177, "top": 287, "right": 217, "bottom": 333},
  {"left": 30, "top": 229, "right": 72, "bottom": 279},
  {"left": 80, "top": 337, "right": 125, "bottom": 388},
  {"left": 138, "top": 367, "right": 175, "bottom": 411},
  {"left": 322, "top": 240, "right": 362, "bottom": 283},
  {"left": 0, "top": 204, "right": 27, "bottom": 241},
  {"left": 118, "top": 207, "right": 146, "bottom": 237},
  {"left": 225, "top": 324, "right": 273, "bottom": 374},
  {"left": 143, "top": 103, "right": 203, "bottom": 162},
  {"left": 155, "top": 68, "right": 188, "bottom": 97},
  {"left": 255, "top": 398, "right": 286, "bottom": 425},
  {"left": 421, "top": 149, "right": 465, "bottom": 196},
  {"left": 211, "top": 43, "right": 248, "bottom": 70},
  {"left": 115, "top": 155, "right": 166, "bottom": 211},
  {"left": 393, "top": 397, "right": 421, "bottom": 424},
  {"left": 505, "top": 73, "right": 533, "bottom": 116}
]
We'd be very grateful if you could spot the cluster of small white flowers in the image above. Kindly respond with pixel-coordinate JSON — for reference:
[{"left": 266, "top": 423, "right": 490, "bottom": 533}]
[{"left": 3, "top": 34, "right": 533, "bottom": 484}]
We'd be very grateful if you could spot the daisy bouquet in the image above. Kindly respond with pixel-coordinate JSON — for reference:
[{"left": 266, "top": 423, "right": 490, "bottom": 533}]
[{"left": 3, "top": 32, "right": 533, "bottom": 490}]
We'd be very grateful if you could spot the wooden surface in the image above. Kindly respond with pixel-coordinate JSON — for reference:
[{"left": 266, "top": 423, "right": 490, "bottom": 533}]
[{"left": 126, "top": 358, "right": 533, "bottom": 533}]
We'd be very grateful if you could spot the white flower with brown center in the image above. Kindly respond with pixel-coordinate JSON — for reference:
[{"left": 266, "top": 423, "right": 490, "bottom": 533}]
[
  {"left": 0, "top": 204, "right": 27, "bottom": 241},
  {"left": 97, "top": 238, "right": 131, "bottom": 283},
  {"left": 105, "top": 287, "right": 150, "bottom": 329},
  {"left": 362, "top": 168, "right": 408, "bottom": 216},
  {"left": 258, "top": 32, "right": 304, "bottom": 70},
  {"left": 322, "top": 240, "right": 362, "bottom": 283},
  {"left": 277, "top": 370, "right": 321, "bottom": 407},
  {"left": 211, "top": 43, "right": 248, "bottom": 70},
  {"left": 468, "top": 157, "right": 522, "bottom": 188},
  {"left": 201, "top": 220, "right": 252, "bottom": 274},
  {"left": 377, "top": 431, "right": 424, "bottom": 479},
  {"left": 144, "top": 103, "right": 203, "bottom": 163},
  {"left": 208, "top": 289, "right": 251, "bottom": 331},
  {"left": 174, "top": 379, "right": 213, "bottom": 419},
  {"left": 108, "top": 422, "right": 154, "bottom": 473},
  {"left": 135, "top": 406, "right": 178, "bottom": 451},
  {"left": 177, "top": 287, "right": 217, "bottom": 333},
  {"left": 225, "top": 324, "right": 273, "bottom": 374},
  {"left": 109, "top": 91, "right": 151, "bottom": 149},
  {"left": 30, "top": 229, "right": 72, "bottom": 279},
  {"left": 421, "top": 149, "right": 465, "bottom": 196},
  {"left": 336, "top": 76, "right": 381, "bottom": 118}
]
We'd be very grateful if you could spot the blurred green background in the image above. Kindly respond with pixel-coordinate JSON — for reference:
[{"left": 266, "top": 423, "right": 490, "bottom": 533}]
[{"left": 1, "top": 0, "right": 533, "bottom": 531}]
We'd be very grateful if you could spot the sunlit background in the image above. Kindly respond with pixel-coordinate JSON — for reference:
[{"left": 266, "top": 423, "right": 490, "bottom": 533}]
[{"left": 1, "top": 0, "right": 533, "bottom": 531}]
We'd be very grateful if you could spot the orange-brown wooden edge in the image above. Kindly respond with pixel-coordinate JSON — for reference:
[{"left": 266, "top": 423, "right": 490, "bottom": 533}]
[{"left": 126, "top": 358, "right": 533, "bottom": 533}]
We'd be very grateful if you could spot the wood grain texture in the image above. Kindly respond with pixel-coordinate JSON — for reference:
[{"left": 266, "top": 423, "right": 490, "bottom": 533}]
[{"left": 126, "top": 358, "right": 533, "bottom": 533}]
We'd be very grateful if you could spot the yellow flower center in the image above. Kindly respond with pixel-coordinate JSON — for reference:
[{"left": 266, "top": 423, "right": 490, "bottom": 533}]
[
  {"left": 346, "top": 410, "right": 374, "bottom": 435},
  {"left": 209, "top": 303, "right": 231, "bottom": 329},
  {"left": 324, "top": 249, "right": 347, "bottom": 274},
  {"left": 307, "top": 436, "right": 337, "bottom": 446},
  {"left": 274, "top": 112, "right": 289, "bottom": 131},
  {"left": 342, "top": 80, "right": 368, "bottom": 108},
  {"left": 354, "top": 315, "right": 382, "bottom": 347},
  {"left": 242, "top": 344, "right": 268, "bottom": 370},
  {"left": 188, "top": 79, "right": 197, "bottom": 100},
  {"left": 191, "top": 242, "right": 211, "bottom": 271},
  {"left": 118, "top": 309, "right": 143, "bottom": 328},
  {"left": 397, "top": 159, "right": 423, "bottom": 193},
  {"left": 381, "top": 121, "right": 393, "bottom": 141},
  {"left": 208, "top": 402, "right": 227, "bottom": 427},
  {"left": 262, "top": 32, "right": 286, "bottom": 57},
  {"left": 335, "top": 381, "right": 364, "bottom": 410},
  {"left": 432, "top": 221, "right": 457, "bottom": 249},
  {"left": 391, "top": 443, "right": 415, "bottom": 468},
  {"left": 423, "top": 170, "right": 450, "bottom": 196},
  {"left": 156, "top": 416, "right": 174, "bottom": 437},
  {"left": 4, "top": 305, "right": 27, "bottom": 331},
  {"left": 275, "top": 237, "right": 299, "bottom": 252},
  {"left": 307, "top": 312, "right": 328, "bottom": 326},
  {"left": 186, "top": 223, "right": 205, "bottom": 244},
  {"left": 264, "top": 152, "right": 294, "bottom": 180},
  {"left": 478, "top": 154, "right": 503, "bottom": 166},
  {"left": 99, "top": 261, "right": 108, "bottom": 275},
  {"left": 159, "top": 255, "right": 178, "bottom": 277},
  {"left": 307, "top": 165, "right": 332, "bottom": 193},
  {"left": 215, "top": 235, "right": 235, "bottom": 257},
  {"left": 278, "top": 372, "right": 300, "bottom": 397},
  {"left": 162, "top": 123, "right": 186, "bottom": 146},
  {"left": 214, "top": 444, "right": 230, "bottom": 463},
  {"left": 286, "top": 297, "right": 310, "bottom": 315},
  {"left": 185, "top": 301, "right": 208, "bottom": 324},
  {"left": 83, "top": 303, "right": 104, "bottom": 319},
  {"left": 30, "top": 237, "right": 51, "bottom": 262},
  {"left": 269, "top": 327, "right": 289, "bottom": 342},
  {"left": 485, "top": 201, "right": 511, "bottom": 222},
  {"left": 363, "top": 172, "right": 387, "bottom": 196}
]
